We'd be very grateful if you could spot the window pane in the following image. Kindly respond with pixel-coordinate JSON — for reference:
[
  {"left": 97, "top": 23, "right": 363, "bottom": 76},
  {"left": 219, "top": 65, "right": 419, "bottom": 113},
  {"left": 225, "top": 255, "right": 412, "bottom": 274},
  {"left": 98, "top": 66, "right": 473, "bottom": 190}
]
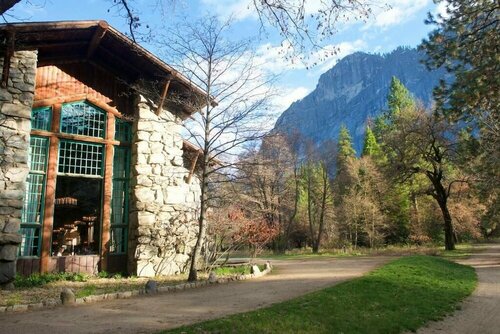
[
  {"left": 60, "top": 102, "right": 106, "bottom": 138},
  {"left": 29, "top": 136, "right": 49, "bottom": 172},
  {"left": 58, "top": 140, "right": 104, "bottom": 176},
  {"left": 115, "top": 119, "right": 132, "bottom": 143},
  {"left": 19, "top": 227, "right": 41, "bottom": 257},
  {"left": 22, "top": 174, "right": 46, "bottom": 225},
  {"left": 31, "top": 107, "right": 52, "bottom": 131}
]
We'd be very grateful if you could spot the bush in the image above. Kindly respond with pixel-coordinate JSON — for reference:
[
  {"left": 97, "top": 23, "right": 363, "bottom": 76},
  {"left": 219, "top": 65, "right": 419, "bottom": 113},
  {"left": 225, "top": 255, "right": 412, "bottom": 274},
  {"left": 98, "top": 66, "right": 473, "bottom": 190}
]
[{"left": 14, "top": 272, "right": 89, "bottom": 288}]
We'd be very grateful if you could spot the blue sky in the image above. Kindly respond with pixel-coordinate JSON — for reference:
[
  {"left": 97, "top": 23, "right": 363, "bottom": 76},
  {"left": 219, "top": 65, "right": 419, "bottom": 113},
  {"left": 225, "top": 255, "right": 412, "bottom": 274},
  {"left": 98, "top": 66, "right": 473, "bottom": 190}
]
[{"left": 6, "top": 0, "right": 445, "bottom": 114}]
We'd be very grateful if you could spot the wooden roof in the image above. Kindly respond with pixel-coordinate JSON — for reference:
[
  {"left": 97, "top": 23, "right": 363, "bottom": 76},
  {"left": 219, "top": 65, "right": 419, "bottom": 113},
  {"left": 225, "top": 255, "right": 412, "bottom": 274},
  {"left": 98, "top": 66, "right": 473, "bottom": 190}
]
[{"left": 0, "top": 20, "right": 209, "bottom": 115}]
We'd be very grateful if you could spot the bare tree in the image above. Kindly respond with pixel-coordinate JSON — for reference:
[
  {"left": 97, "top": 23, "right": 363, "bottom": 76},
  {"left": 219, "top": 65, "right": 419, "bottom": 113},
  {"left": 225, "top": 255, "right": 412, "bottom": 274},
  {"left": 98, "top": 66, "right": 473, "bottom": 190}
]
[{"left": 160, "top": 16, "right": 274, "bottom": 281}]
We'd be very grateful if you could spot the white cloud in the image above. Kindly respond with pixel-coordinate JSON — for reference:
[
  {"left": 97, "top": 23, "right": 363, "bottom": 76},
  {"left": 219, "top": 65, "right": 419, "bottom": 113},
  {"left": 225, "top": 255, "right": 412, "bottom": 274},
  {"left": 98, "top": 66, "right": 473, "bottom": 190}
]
[
  {"left": 255, "top": 39, "right": 367, "bottom": 74},
  {"left": 200, "top": 0, "right": 255, "bottom": 21},
  {"left": 366, "top": 0, "right": 430, "bottom": 29},
  {"left": 274, "top": 86, "right": 310, "bottom": 111}
]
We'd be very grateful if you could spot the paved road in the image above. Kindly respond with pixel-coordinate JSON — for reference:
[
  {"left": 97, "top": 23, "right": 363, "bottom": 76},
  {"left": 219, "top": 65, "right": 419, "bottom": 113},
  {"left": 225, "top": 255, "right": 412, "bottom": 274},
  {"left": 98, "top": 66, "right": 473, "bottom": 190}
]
[
  {"left": 417, "top": 243, "right": 500, "bottom": 334},
  {"left": 0, "top": 256, "right": 391, "bottom": 334}
]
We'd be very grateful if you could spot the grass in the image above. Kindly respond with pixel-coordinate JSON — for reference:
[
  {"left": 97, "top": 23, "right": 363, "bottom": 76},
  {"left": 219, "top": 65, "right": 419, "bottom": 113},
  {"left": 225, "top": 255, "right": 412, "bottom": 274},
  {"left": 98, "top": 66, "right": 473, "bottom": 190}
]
[
  {"left": 213, "top": 265, "right": 266, "bottom": 276},
  {"left": 257, "top": 243, "right": 477, "bottom": 261},
  {"left": 162, "top": 256, "right": 477, "bottom": 334},
  {"left": 1, "top": 264, "right": 265, "bottom": 307},
  {"left": 75, "top": 285, "right": 97, "bottom": 298}
]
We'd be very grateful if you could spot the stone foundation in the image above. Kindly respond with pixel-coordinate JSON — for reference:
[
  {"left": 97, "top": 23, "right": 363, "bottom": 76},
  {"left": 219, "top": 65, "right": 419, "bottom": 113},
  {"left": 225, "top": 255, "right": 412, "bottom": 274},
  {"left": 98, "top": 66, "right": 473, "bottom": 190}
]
[
  {"left": 128, "top": 97, "right": 201, "bottom": 277},
  {"left": 0, "top": 51, "right": 37, "bottom": 288}
]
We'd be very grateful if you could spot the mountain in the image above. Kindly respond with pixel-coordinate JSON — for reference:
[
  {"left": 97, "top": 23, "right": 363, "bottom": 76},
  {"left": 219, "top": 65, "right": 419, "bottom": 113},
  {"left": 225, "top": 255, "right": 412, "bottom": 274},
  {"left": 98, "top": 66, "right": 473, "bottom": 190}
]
[{"left": 273, "top": 47, "right": 447, "bottom": 153}]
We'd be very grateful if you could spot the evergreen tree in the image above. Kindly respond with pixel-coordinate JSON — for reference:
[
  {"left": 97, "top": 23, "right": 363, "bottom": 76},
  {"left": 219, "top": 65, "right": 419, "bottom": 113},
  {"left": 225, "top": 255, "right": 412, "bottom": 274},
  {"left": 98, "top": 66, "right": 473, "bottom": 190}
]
[
  {"left": 387, "top": 76, "right": 415, "bottom": 118},
  {"left": 362, "top": 126, "right": 381, "bottom": 158},
  {"left": 337, "top": 125, "right": 356, "bottom": 164}
]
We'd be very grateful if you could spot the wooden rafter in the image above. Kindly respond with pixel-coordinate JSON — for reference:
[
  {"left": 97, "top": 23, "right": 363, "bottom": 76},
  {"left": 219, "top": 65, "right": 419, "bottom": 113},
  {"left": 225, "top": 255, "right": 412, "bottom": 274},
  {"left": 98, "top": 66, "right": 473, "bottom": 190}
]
[
  {"left": 155, "top": 78, "right": 172, "bottom": 115},
  {"left": 186, "top": 150, "right": 201, "bottom": 184},
  {"left": 87, "top": 21, "right": 109, "bottom": 59}
]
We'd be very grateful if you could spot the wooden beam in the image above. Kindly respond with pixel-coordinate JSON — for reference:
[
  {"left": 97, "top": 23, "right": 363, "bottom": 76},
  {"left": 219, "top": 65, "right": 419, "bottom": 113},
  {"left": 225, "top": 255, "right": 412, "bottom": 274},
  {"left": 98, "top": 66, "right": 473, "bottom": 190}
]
[
  {"left": 155, "top": 78, "right": 172, "bottom": 115},
  {"left": 30, "top": 129, "right": 122, "bottom": 146},
  {"left": 1, "top": 30, "right": 14, "bottom": 88},
  {"left": 40, "top": 103, "right": 61, "bottom": 273},
  {"left": 33, "top": 94, "right": 125, "bottom": 119},
  {"left": 100, "top": 113, "right": 115, "bottom": 271},
  {"left": 87, "top": 21, "right": 109, "bottom": 59},
  {"left": 186, "top": 151, "right": 201, "bottom": 184}
]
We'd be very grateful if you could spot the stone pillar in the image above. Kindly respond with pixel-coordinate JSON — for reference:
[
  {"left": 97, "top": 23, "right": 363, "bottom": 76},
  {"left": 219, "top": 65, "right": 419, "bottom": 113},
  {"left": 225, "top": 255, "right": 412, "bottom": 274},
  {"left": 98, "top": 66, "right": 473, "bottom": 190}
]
[
  {"left": 0, "top": 51, "right": 37, "bottom": 288},
  {"left": 128, "top": 96, "right": 201, "bottom": 277}
]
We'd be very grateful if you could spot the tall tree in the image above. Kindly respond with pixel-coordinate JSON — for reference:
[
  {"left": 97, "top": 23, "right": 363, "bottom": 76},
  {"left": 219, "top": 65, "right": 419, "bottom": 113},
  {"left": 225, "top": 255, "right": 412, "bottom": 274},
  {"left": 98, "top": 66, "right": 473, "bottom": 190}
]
[
  {"left": 362, "top": 126, "right": 381, "bottom": 158},
  {"left": 337, "top": 125, "right": 356, "bottom": 166},
  {"left": 382, "top": 105, "right": 470, "bottom": 250},
  {"left": 162, "top": 16, "right": 273, "bottom": 281},
  {"left": 421, "top": 0, "right": 499, "bottom": 231}
]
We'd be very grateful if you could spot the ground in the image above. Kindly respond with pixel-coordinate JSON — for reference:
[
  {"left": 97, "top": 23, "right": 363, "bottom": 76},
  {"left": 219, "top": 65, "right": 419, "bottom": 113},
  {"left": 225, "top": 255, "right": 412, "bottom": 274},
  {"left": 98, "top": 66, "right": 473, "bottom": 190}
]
[
  {"left": 416, "top": 243, "right": 500, "bottom": 334},
  {"left": 0, "top": 243, "right": 498, "bottom": 334}
]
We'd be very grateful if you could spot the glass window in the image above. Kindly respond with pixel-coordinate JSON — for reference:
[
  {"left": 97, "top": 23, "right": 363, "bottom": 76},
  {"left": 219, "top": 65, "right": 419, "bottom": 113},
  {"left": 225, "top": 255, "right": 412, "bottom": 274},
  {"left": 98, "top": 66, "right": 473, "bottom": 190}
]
[
  {"left": 60, "top": 102, "right": 106, "bottom": 138},
  {"left": 20, "top": 136, "right": 49, "bottom": 257},
  {"left": 31, "top": 107, "right": 52, "bottom": 131},
  {"left": 115, "top": 119, "right": 132, "bottom": 143},
  {"left": 58, "top": 140, "right": 104, "bottom": 177},
  {"left": 110, "top": 146, "right": 130, "bottom": 254}
]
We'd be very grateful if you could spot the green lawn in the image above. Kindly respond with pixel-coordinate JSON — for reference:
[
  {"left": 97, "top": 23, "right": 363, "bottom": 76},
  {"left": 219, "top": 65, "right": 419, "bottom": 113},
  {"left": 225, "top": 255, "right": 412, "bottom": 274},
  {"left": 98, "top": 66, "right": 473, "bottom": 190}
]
[{"left": 162, "top": 256, "right": 477, "bottom": 334}]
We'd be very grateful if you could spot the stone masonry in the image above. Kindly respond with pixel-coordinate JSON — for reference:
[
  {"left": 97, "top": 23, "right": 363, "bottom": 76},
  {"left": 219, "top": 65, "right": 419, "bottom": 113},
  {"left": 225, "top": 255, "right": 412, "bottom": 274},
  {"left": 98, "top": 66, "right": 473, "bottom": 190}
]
[
  {"left": 0, "top": 51, "right": 37, "bottom": 288},
  {"left": 128, "top": 96, "right": 201, "bottom": 277}
]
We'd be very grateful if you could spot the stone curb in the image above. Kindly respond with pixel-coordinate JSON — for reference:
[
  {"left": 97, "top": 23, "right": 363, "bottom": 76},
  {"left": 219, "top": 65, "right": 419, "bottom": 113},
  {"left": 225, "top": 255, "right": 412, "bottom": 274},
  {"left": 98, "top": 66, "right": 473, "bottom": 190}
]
[{"left": 0, "top": 262, "right": 273, "bottom": 313}]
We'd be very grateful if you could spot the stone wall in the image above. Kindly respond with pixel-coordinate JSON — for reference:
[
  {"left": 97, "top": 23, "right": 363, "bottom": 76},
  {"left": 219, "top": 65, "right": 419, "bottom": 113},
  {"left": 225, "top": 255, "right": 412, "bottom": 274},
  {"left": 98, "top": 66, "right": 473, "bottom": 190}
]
[
  {"left": 0, "top": 51, "right": 37, "bottom": 288},
  {"left": 128, "top": 96, "right": 201, "bottom": 277}
]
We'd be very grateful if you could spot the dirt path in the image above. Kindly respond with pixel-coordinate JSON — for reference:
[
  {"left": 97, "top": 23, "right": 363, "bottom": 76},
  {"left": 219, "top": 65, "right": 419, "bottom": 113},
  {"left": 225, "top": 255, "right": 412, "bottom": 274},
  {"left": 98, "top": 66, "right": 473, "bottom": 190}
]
[
  {"left": 417, "top": 243, "right": 500, "bottom": 334},
  {"left": 0, "top": 256, "right": 391, "bottom": 334}
]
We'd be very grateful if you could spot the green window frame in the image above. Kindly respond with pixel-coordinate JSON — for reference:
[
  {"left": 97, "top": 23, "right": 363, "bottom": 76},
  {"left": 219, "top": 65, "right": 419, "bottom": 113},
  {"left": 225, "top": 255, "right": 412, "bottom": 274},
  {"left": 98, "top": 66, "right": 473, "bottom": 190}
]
[
  {"left": 58, "top": 140, "right": 104, "bottom": 177},
  {"left": 110, "top": 119, "right": 132, "bottom": 254},
  {"left": 20, "top": 136, "right": 49, "bottom": 257},
  {"left": 60, "top": 101, "right": 106, "bottom": 138},
  {"left": 31, "top": 106, "right": 52, "bottom": 131}
]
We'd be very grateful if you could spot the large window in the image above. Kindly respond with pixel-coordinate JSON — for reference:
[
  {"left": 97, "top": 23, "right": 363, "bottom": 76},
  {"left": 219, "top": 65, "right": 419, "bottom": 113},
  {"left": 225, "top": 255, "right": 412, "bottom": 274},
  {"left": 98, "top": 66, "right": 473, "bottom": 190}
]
[
  {"left": 19, "top": 136, "right": 49, "bottom": 257},
  {"left": 20, "top": 101, "right": 132, "bottom": 260}
]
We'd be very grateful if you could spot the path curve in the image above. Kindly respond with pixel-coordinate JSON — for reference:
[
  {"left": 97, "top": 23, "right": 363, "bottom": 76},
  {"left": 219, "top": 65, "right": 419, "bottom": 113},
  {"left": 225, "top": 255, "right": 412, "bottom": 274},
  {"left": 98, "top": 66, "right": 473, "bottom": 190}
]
[
  {"left": 0, "top": 256, "right": 391, "bottom": 334},
  {"left": 417, "top": 243, "right": 500, "bottom": 334}
]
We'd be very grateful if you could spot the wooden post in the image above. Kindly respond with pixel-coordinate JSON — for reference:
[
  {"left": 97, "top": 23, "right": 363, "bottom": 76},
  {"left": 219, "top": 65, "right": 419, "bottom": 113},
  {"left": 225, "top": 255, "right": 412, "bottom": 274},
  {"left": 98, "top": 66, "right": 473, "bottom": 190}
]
[
  {"left": 100, "top": 113, "right": 115, "bottom": 271},
  {"left": 155, "top": 78, "right": 171, "bottom": 115},
  {"left": 186, "top": 151, "right": 201, "bottom": 184},
  {"left": 40, "top": 104, "right": 61, "bottom": 273},
  {"left": 1, "top": 30, "right": 15, "bottom": 88}
]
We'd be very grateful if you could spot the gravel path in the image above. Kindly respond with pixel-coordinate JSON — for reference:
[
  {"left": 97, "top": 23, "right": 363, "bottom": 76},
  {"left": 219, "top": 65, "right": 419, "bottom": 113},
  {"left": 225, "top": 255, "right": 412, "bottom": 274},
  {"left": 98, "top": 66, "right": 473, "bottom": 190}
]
[
  {"left": 0, "top": 256, "right": 391, "bottom": 334},
  {"left": 417, "top": 243, "right": 500, "bottom": 334}
]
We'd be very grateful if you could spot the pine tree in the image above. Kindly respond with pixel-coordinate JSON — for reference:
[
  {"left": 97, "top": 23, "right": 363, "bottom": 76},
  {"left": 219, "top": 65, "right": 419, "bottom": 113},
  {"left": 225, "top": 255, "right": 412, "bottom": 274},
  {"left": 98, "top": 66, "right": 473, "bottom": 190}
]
[
  {"left": 337, "top": 125, "right": 356, "bottom": 163},
  {"left": 387, "top": 76, "right": 415, "bottom": 118},
  {"left": 362, "top": 126, "right": 381, "bottom": 158}
]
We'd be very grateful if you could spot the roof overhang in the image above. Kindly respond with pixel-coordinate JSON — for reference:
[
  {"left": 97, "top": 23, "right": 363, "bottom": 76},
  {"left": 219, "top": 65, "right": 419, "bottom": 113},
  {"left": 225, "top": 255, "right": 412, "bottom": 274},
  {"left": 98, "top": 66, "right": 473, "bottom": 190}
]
[{"left": 0, "top": 20, "right": 211, "bottom": 115}]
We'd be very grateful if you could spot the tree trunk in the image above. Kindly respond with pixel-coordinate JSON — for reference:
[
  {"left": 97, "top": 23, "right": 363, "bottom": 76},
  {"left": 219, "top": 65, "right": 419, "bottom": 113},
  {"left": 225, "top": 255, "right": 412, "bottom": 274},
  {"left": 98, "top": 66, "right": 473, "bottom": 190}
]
[
  {"left": 438, "top": 200, "right": 455, "bottom": 251},
  {"left": 188, "top": 179, "right": 208, "bottom": 281}
]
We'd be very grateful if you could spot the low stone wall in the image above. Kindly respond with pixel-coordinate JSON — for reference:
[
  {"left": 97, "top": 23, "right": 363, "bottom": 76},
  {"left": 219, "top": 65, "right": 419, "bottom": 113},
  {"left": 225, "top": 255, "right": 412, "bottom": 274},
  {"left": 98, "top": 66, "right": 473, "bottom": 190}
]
[
  {"left": 128, "top": 96, "right": 201, "bottom": 277},
  {"left": 0, "top": 51, "right": 37, "bottom": 289}
]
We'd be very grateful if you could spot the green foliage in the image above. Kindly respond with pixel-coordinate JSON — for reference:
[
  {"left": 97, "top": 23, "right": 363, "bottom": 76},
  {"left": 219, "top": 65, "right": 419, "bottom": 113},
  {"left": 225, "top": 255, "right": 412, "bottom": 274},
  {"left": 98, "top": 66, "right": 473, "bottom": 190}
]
[
  {"left": 421, "top": 1, "right": 499, "bottom": 220},
  {"left": 98, "top": 270, "right": 110, "bottom": 279},
  {"left": 362, "top": 126, "right": 382, "bottom": 158},
  {"left": 337, "top": 125, "right": 356, "bottom": 163},
  {"left": 75, "top": 285, "right": 97, "bottom": 298},
  {"left": 14, "top": 272, "right": 89, "bottom": 288},
  {"left": 164, "top": 256, "right": 477, "bottom": 334},
  {"left": 387, "top": 76, "right": 415, "bottom": 117}
]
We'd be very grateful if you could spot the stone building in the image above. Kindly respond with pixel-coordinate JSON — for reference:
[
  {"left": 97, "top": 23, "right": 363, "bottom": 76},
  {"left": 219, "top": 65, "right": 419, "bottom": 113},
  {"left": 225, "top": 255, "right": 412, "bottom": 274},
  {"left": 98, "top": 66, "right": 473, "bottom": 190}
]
[{"left": 0, "top": 21, "right": 206, "bottom": 288}]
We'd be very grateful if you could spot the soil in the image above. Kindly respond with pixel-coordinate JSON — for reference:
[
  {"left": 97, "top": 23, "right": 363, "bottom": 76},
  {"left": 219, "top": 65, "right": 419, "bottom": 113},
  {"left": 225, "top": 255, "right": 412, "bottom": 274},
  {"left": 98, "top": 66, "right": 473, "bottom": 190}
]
[
  {"left": 0, "top": 256, "right": 391, "bottom": 334},
  {"left": 416, "top": 243, "right": 500, "bottom": 334}
]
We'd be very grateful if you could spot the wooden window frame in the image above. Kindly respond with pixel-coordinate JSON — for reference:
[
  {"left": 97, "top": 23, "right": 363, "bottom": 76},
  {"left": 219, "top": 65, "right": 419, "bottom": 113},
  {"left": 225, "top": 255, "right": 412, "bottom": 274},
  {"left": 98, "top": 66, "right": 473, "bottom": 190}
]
[{"left": 25, "top": 96, "right": 131, "bottom": 273}]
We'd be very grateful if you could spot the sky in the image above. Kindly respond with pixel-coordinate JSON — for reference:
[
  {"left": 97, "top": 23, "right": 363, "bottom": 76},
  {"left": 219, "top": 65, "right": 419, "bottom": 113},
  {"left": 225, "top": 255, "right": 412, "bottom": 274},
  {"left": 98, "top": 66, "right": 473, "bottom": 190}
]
[{"left": 6, "top": 0, "right": 446, "bottom": 116}]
